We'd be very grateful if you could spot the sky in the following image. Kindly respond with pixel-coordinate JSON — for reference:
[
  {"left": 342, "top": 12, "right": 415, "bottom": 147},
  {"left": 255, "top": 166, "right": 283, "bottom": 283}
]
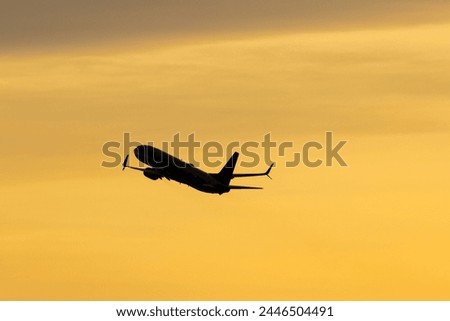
[{"left": 1, "top": 1, "right": 450, "bottom": 300}]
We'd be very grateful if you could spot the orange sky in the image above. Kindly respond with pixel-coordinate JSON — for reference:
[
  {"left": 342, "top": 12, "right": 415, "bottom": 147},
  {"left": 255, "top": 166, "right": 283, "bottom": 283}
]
[{"left": 1, "top": 1, "right": 449, "bottom": 300}]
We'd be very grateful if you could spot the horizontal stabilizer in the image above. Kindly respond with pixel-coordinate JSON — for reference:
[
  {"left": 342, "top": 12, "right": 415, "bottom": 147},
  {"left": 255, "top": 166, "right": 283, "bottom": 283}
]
[{"left": 228, "top": 185, "right": 263, "bottom": 190}]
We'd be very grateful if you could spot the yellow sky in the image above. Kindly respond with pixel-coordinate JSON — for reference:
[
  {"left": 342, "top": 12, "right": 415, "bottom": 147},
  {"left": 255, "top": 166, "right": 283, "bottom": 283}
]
[{"left": 1, "top": 4, "right": 450, "bottom": 300}]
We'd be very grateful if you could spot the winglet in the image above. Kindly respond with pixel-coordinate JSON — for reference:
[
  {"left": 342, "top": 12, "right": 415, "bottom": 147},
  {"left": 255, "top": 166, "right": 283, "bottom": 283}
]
[
  {"left": 122, "top": 155, "right": 129, "bottom": 171},
  {"left": 265, "top": 163, "right": 274, "bottom": 179}
]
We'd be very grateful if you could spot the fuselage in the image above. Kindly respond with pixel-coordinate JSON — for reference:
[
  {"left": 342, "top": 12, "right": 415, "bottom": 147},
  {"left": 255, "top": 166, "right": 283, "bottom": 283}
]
[{"left": 134, "top": 145, "right": 230, "bottom": 194}]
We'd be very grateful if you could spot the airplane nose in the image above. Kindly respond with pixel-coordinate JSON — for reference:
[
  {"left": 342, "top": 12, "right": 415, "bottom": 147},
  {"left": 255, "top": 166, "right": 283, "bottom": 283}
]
[
  {"left": 133, "top": 145, "right": 146, "bottom": 163},
  {"left": 134, "top": 145, "right": 143, "bottom": 158},
  {"left": 134, "top": 145, "right": 154, "bottom": 166}
]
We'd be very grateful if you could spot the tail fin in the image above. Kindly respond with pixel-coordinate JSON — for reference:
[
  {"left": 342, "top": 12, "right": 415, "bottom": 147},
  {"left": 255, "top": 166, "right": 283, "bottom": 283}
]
[{"left": 215, "top": 152, "right": 239, "bottom": 185}]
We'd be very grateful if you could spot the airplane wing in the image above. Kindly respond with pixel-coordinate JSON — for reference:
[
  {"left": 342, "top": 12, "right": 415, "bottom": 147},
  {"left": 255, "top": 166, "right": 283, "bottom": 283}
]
[
  {"left": 232, "top": 163, "right": 274, "bottom": 179},
  {"left": 122, "top": 154, "right": 145, "bottom": 172},
  {"left": 122, "top": 155, "right": 130, "bottom": 171},
  {"left": 228, "top": 185, "right": 263, "bottom": 189}
]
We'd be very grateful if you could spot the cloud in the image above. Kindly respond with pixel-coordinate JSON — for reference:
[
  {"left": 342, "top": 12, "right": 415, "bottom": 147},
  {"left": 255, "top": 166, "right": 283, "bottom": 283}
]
[
  {"left": 2, "top": 0, "right": 450, "bottom": 52},
  {"left": 1, "top": 23, "right": 449, "bottom": 184},
  {"left": 1, "top": 12, "right": 450, "bottom": 300}
]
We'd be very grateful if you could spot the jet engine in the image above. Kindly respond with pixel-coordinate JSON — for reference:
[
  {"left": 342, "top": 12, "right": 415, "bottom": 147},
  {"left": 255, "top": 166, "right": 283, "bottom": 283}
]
[{"left": 143, "top": 168, "right": 163, "bottom": 180}]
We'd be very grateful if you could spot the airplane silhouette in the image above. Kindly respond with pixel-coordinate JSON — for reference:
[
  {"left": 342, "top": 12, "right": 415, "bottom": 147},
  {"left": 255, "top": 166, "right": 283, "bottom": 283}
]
[{"left": 123, "top": 145, "right": 273, "bottom": 194}]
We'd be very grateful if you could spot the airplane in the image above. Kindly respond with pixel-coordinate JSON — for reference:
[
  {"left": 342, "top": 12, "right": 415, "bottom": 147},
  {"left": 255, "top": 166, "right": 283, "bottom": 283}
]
[{"left": 122, "top": 145, "right": 273, "bottom": 194}]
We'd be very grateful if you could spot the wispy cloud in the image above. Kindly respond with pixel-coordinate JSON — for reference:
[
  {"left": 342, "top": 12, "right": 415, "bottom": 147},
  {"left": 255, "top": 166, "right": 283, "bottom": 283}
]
[{"left": 2, "top": 0, "right": 450, "bottom": 52}]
